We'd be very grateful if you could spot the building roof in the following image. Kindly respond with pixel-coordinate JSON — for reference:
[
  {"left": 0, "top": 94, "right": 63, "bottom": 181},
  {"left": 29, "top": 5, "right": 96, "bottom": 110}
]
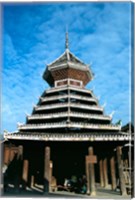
[
  {"left": 4, "top": 32, "right": 127, "bottom": 142},
  {"left": 48, "top": 49, "right": 88, "bottom": 68},
  {"left": 43, "top": 49, "right": 93, "bottom": 86},
  {"left": 4, "top": 131, "right": 131, "bottom": 142},
  {"left": 43, "top": 33, "right": 93, "bottom": 86},
  {"left": 47, "top": 31, "right": 88, "bottom": 68},
  {"left": 121, "top": 122, "right": 134, "bottom": 133}
]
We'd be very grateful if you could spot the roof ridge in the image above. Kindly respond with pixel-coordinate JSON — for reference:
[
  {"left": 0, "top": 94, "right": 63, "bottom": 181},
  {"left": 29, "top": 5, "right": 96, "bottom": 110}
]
[
  {"left": 66, "top": 49, "right": 70, "bottom": 61},
  {"left": 48, "top": 51, "right": 66, "bottom": 66},
  {"left": 68, "top": 51, "right": 87, "bottom": 66},
  {"left": 48, "top": 49, "right": 88, "bottom": 67}
]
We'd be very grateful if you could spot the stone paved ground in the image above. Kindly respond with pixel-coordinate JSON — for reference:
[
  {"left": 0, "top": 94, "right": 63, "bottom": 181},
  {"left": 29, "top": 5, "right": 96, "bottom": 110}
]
[{"left": 1, "top": 184, "right": 132, "bottom": 199}]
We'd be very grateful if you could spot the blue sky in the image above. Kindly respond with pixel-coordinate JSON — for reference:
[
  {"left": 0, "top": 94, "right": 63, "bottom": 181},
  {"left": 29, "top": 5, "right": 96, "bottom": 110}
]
[{"left": 2, "top": 2, "right": 132, "bottom": 133}]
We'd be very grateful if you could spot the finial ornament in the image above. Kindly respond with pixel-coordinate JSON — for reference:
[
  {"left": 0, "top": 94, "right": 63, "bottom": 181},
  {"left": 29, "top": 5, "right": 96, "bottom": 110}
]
[
  {"left": 65, "top": 29, "right": 69, "bottom": 50},
  {"left": 102, "top": 102, "right": 106, "bottom": 108},
  {"left": 97, "top": 95, "right": 100, "bottom": 101},
  {"left": 109, "top": 110, "right": 115, "bottom": 118}
]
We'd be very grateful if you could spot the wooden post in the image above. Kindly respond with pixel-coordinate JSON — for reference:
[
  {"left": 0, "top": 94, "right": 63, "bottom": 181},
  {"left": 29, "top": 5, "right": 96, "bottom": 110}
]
[
  {"left": 31, "top": 176, "right": 35, "bottom": 188},
  {"left": 15, "top": 145, "right": 23, "bottom": 192},
  {"left": 110, "top": 156, "right": 116, "bottom": 190},
  {"left": 88, "top": 147, "right": 96, "bottom": 196},
  {"left": 86, "top": 159, "right": 90, "bottom": 194},
  {"left": 103, "top": 158, "right": 108, "bottom": 188},
  {"left": 17, "top": 145, "right": 23, "bottom": 160},
  {"left": 49, "top": 161, "right": 53, "bottom": 192},
  {"left": 116, "top": 146, "right": 127, "bottom": 196},
  {"left": 99, "top": 159, "right": 104, "bottom": 187},
  {"left": 44, "top": 146, "right": 50, "bottom": 193},
  {"left": 9, "top": 149, "right": 15, "bottom": 162},
  {"left": 4, "top": 147, "right": 10, "bottom": 165},
  {"left": 14, "top": 157, "right": 21, "bottom": 193},
  {"left": 22, "top": 160, "right": 29, "bottom": 189}
]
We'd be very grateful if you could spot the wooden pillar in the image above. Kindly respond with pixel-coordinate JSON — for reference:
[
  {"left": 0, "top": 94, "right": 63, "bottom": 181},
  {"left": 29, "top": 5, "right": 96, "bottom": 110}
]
[
  {"left": 4, "top": 147, "right": 10, "bottom": 165},
  {"left": 17, "top": 145, "right": 23, "bottom": 160},
  {"left": 14, "top": 145, "right": 23, "bottom": 192},
  {"left": 86, "top": 159, "right": 90, "bottom": 194},
  {"left": 31, "top": 176, "right": 34, "bottom": 188},
  {"left": 88, "top": 147, "right": 96, "bottom": 196},
  {"left": 99, "top": 159, "right": 104, "bottom": 187},
  {"left": 14, "top": 161, "right": 21, "bottom": 193},
  {"left": 103, "top": 158, "right": 108, "bottom": 188},
  {"left": 22, "top": 160, "right": 29, "bottom": 189},
  {"left": 110, "top": 156, "right": 116, "bottom": 190},
  {"left": 44, "top": 146, "right": 50, "bottom": 193},
  {"left": 9, "top": 149, "right": 15, "bottom": 162},
  {"left": 116, "top": 146, "right": 127, "bottom": 196},
  {"left": 49, "top": 161, "right": 53, "bottom": 192}
]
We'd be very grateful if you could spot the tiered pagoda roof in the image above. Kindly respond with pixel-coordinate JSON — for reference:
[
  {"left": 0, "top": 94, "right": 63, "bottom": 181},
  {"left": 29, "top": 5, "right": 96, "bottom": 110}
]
[
  {"left": 43, "top": 32, "right": 93, "bottom": 87},
  {"left": 4, "top": 32, "right": 130, "bottom": 141}
]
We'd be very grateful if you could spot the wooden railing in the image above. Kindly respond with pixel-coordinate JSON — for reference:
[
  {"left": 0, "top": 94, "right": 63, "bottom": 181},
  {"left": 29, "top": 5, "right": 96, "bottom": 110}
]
[
  {"left": 46, "top": 85, "right": 92, "bottom": 94},
  {"left": 18, "top": 122, "right": 121, "bottom": 130},
  {"left": 35, "top": 103, "right": 103, "bottom": 111},
  {"left": 40, "top": 94, "right": 97, "bottom": 103},
  {"left": 28, "top": 111, "right": 111, "bottom": 120}
]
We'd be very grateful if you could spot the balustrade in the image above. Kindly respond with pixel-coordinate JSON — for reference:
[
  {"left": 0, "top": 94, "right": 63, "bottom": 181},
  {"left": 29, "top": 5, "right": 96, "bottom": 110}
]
[
  {"left": 41, "top": 94, "right": 97, "bottom": 103},
  {"left": 4, "top": 132, "right": 131, "bottom": 141},
  {"left": 18, "top": 121, "right": 121, "bottom": 130},
  {"left": 46, "top": 85, "right": 92, "bottom": 95},
  {"left": 35, "top": 102, "right": 103, "bottom": 111},
  {"left": 28, "top": 111, "right": 110, "bottom": 120}
]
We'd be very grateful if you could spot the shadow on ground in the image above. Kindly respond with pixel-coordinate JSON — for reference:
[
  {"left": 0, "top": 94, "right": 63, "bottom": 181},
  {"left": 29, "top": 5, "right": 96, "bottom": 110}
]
[{"left": 2, "top": 185, "right": 131, "bottom": 199}]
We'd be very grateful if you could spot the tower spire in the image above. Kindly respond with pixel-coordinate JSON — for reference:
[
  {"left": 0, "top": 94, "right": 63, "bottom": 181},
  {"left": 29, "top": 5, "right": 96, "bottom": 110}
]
[{"left": 65, "top": 28, "right": 69, "bottom": 50}]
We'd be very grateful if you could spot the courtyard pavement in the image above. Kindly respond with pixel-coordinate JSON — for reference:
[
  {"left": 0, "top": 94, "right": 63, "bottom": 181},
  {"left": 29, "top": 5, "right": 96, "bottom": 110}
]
[{"left": 1, "top": 184, "right": 132, "bottom": 199}]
